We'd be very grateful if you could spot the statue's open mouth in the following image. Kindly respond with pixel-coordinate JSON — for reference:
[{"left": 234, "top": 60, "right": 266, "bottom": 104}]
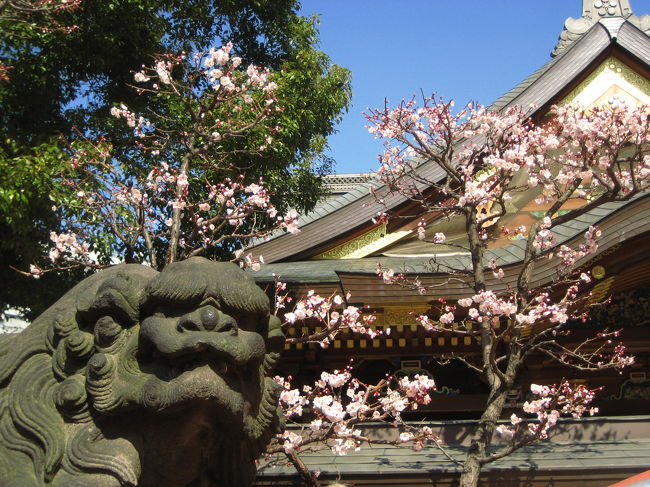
[
  {"left": 159, "top": 350, "right": 249, "bottom": 388},
  {"left": 137, "top": 317, "right": 266, "bottom": 416},
  {"left": 140, "top": 333, "right": 261, "bottom": 382}
]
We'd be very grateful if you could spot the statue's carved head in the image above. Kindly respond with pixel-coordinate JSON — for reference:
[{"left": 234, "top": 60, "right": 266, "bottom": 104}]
[{"left": 0, "top": 258, "right": 283, "bottom": 487}]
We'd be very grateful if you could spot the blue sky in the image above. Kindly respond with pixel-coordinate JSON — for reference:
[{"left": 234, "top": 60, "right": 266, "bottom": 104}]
[{"left": 298, "top": 1, "right": 644, "bottom": 174}]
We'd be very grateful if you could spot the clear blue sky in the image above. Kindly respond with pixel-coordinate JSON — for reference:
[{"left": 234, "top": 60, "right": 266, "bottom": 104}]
[{"left": 298, "top": 1, "right": 646, "bottom": 174}]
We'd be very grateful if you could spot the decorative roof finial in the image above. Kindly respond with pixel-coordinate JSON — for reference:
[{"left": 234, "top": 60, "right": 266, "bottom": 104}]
[
  {"left": 552, "top": 0, "right": 649, "bottom": 57},
  {"left": 584, "top": 0, "right": 633, "bottom": 19}
]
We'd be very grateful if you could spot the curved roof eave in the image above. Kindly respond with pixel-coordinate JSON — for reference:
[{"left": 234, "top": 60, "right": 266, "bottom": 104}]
[{"left": 250, "top": 194, "right": 650, "bottom": 285}]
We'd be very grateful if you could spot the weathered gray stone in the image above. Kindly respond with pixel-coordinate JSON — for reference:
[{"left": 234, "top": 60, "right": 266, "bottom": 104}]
[{"left": 0, "top": 257, "right": 284, "bottom": 486}]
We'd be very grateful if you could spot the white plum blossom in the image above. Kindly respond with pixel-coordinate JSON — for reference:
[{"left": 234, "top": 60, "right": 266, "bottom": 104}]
[
  {"left": 49, "top": 231, "right": 90, "bottom": 263},
  {"left": 29, "top": 264, "right": 43, "bottom": 279},
  {"left": 433, "top": 232, "right": 446, "bottom": 244},
  {"left": 279, "top": 208, "right": 300, "bottom": 234},
  {"left": 417, "top": 220, "right": 426, "bottom": 240},
  {"left": 321, "top": 370, "right": 351, "bottom": 389},
  {"left": 154, "top": 60, "right": 172, "bottom": 84},
  {"left": 133, "top": 71, "right": 150, "bottom": 83},
  {"left": 280, "top": 431, "right": 303, "bottom": 453},
  {"left": 439, "top": 312, "right": 454, "bottom": 325},
  {"left": 399, "top": 432, "right": 414, "bottom": 442}
]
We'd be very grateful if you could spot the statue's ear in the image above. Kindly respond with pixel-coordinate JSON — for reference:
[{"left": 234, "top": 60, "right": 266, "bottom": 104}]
[
  {"left": 77, "top": 274, "right": 143, "bottom": 327},
  {"left": 266, "top": 315, "right": 285, "bottom": 354}
]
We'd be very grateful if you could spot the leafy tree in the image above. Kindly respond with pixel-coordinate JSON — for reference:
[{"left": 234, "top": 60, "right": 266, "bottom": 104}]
[
  {"left": 0, "top": 139, "right": 84, "bottom": 319},
  {"left": 0, "top": 0, "right": 351, "bottom": 316}
]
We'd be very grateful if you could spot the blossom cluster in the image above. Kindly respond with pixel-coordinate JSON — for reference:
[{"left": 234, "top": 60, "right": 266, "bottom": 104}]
[
  {"left": 47, "top": 138, "right": 299, "bottom": 270},
  {"left": 529, "top": 104, "right": 650, "bottom": 204},
  {"left": 281, "top": 290, "right": 385, "bottom": 346},
  {"left": 131, "top": 43, "right": 277, "bottom": 100},
  {"left": 496, "top": 381, "right": 600, "bottom": 441},
  {"left": 417, "top": 290, "right": 518, "bottom": 328},
  {"left": 366, "top": 99, "right": 531, "bottom": 212},
  {"left": 554, "top": 226, "right": 601, "bottom": 266},
  {"left": 120, "top": 44, "right": 280, "bottom": 159},
  {"left": 376, "top": 264, "right": 400, "bottom": 285},
  {"left": 48, "top": 231, "right": 90, "bottom": 263},
  {"left": 109, "top": 104, "right": 151, "bottom": 138},
  {"left": 275, "top": 369, "right": 437, "bottom": 456},
  {"left": 366, "top": 96, "right": 650, "bottom": 260}
]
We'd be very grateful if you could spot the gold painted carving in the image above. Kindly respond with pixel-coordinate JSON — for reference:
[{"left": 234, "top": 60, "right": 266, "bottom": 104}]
[
  {"left": 314, "top": 223, "right": 411, "bottom": 260},
  {"left": 562, "top": 57, "right": 650, "bottom": 108},
  {"left": 591, "top": 265, "right": 606, "bottom": 280},
  {"left": 588, "top": 276, "right": 615, "bottom": 304},
  {"left": 383, "top": 306, "right": 430, "bottom": 327}
]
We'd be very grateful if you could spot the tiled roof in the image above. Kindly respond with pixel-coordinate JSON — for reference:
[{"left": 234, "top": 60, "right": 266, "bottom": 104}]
[
  {"left": 258, "top": 439, "right": 650, "bottom": 481},
  {"left": 489, "top": 38, "right": 568, "bottom": 112}
]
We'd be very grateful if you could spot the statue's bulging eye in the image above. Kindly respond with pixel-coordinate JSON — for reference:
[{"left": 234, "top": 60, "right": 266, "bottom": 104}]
[{"left": 200, "top": 306, "right": 219, "bottom": 331}]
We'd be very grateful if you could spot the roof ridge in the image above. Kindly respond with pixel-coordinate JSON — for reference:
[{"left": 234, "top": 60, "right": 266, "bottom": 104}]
[{"left": 553, "top": 0, "right": 650, "bottom": 56}]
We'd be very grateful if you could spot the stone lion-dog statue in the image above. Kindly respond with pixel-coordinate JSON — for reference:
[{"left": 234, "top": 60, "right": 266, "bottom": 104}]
[{"left": 0, "top": 257, "right": 284, "bottom": 486}]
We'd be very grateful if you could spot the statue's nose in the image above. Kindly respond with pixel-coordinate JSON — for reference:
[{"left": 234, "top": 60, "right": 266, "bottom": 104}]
[{"left": 177, "top": 306, "right": 238, "bottom": 334}]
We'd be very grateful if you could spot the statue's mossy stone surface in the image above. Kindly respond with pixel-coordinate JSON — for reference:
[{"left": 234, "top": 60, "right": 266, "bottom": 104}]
[{"left": 0, "top": 258, "right": 284, "bottom": 486}]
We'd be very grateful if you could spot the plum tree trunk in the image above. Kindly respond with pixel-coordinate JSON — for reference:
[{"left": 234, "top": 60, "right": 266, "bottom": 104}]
[{"left": 458, "top": 385, "right": 509, "bottom": 487}]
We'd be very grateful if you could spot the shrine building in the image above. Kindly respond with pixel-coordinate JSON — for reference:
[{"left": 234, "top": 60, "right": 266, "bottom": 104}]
[{"left": 254, "top": 2, "right": 650, "bottom": 485}]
